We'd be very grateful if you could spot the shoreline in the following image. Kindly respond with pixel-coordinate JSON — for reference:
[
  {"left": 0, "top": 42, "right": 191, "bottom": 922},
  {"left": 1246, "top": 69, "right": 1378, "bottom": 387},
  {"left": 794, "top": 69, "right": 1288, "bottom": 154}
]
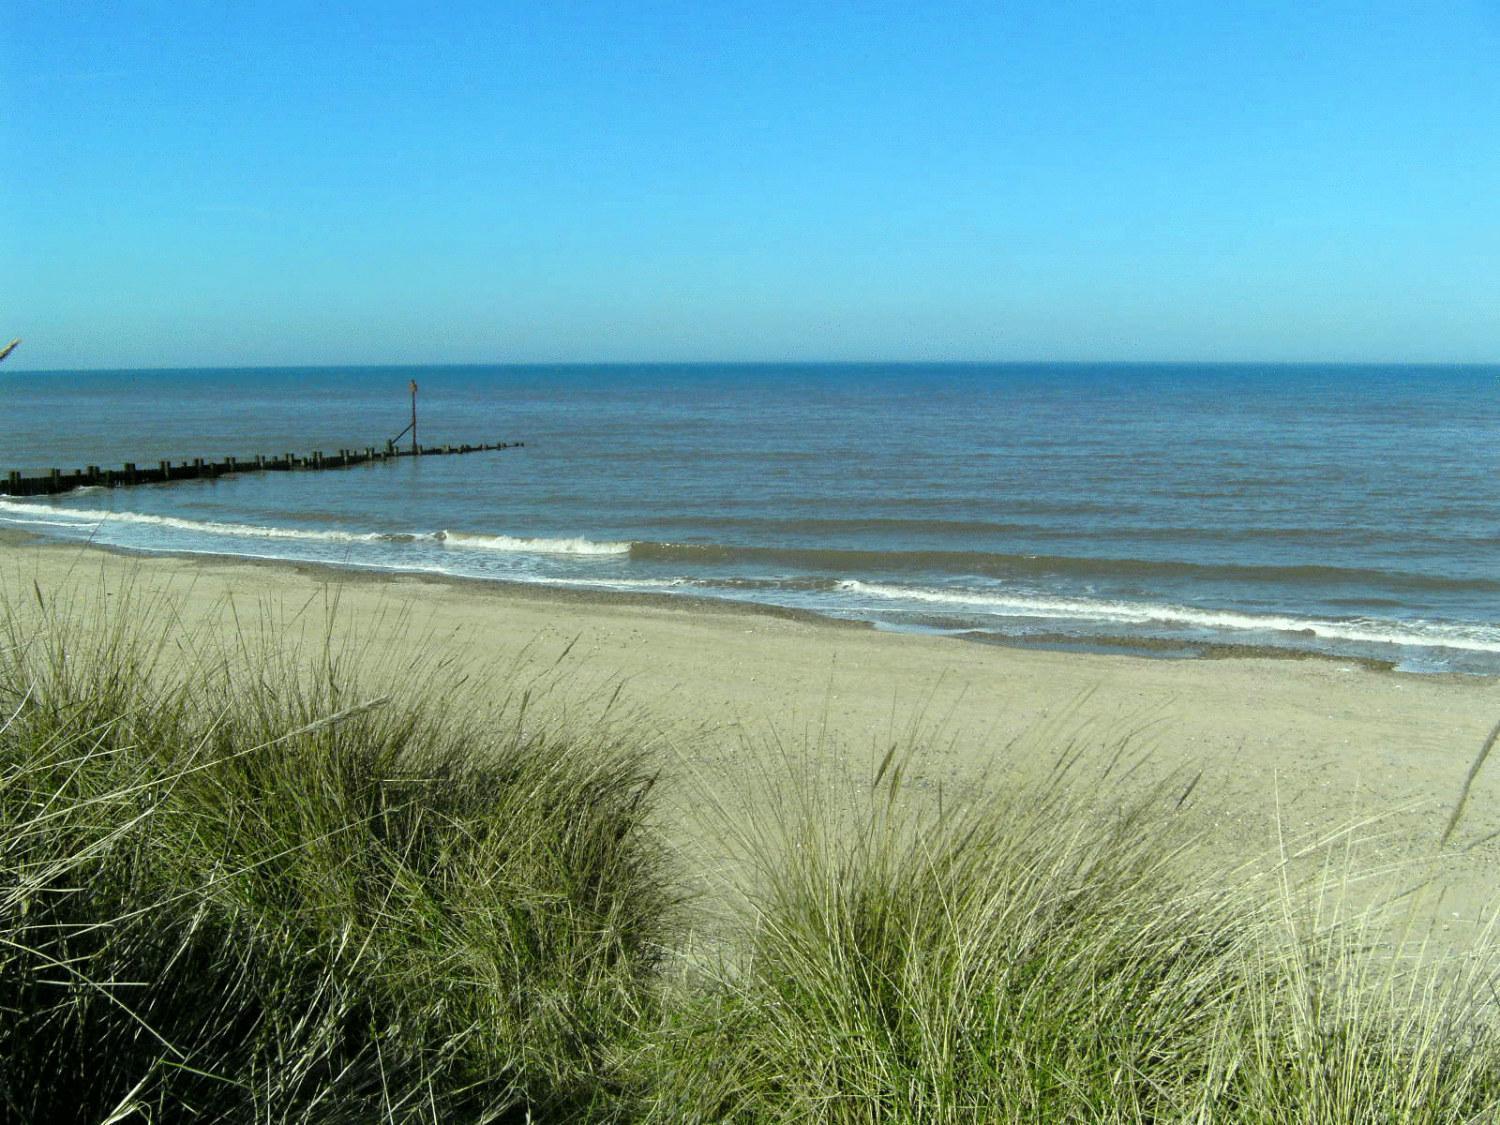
[
  {"left": 2, "top": 528, "right": 1473, "bottom": 680},
  {"left": 5, "top": 533, "right": 1500, "bottom": 949}
]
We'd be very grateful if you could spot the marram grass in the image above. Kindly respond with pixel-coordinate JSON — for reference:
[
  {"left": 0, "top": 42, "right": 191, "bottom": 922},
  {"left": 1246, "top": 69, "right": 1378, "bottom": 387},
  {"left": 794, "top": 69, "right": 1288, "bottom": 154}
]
[
  {"left": 3, "top": 578, "right": 1499, "bottom": 1123},
  {"left": 640, "top": 746, "right": 1500, "bottom": 1123},
  {"left": 0, "top": 582, "right": 676, "bottom": 1122}
]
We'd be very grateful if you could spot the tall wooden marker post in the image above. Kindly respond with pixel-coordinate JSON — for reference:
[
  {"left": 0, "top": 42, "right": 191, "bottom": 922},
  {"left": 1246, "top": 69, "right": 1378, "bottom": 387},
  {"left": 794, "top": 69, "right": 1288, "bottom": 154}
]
[{"left": 409, "top": 379, "right": 418, "bottom": 454}]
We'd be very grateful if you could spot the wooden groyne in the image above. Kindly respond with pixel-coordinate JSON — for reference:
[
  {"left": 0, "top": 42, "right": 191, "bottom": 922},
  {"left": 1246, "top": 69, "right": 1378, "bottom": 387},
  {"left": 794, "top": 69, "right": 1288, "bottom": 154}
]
[{"left": 1, "top": 441, "right": 523, "bottom": 499}]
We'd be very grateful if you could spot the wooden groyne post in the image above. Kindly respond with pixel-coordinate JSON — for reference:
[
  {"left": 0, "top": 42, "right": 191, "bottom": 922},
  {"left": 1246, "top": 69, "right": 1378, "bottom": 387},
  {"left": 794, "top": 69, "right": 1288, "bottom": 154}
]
[
  {"left": 0, "top": 440, "right": 524, "bottom": 499},
  {"left": 387, "top": 380, "right": 421, "bottom": 454}
]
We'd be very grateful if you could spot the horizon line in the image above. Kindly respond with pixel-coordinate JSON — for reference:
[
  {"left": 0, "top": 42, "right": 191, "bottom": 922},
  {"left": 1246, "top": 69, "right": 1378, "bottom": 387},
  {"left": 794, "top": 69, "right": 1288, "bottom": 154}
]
[{"left": 6, "top": 357, "right": 1499, "bottom": 375}]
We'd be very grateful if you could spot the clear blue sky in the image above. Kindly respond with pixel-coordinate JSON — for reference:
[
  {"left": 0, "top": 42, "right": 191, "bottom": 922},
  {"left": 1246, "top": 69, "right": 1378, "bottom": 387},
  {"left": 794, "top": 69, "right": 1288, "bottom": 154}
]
[{"left": 4, "top": 1, "right": 1498, "bottom": 369}]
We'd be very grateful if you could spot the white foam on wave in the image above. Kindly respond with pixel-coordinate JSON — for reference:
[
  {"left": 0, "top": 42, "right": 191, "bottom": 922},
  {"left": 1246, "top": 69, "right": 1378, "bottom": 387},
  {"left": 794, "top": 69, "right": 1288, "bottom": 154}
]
[
  {"left": 0, "top": 499, "right": 391, "bottom": 543},
  {"left": 437, "top": 531, "right": 631, "bottom": 556},
  {"left": 0, "top": 500, "right": 632, "bottom": 557},
  {"left": 836, "top": 580, "right": 1500, "bottom": 654},
  {"left": 110, "top": 543, "right": 689, "bottom": 594}
]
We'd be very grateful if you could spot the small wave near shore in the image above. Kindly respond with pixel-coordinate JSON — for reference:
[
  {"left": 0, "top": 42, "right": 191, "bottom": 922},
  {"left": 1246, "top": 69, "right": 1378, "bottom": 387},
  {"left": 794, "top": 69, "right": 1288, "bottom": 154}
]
[{"left": 4, "top": 496, "right": 1497, "bottom": 675}]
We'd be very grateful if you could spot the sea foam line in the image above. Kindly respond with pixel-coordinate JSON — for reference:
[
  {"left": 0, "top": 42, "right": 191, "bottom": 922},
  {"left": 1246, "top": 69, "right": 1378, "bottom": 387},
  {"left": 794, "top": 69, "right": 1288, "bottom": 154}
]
[
  {"left": 836, "top": 580, "right": 1500, "bottom": 654},
  {"left": 0, "top": 500, "right": 631, "bottom": 556},
  {"left": 436, "top": 531, "right": 631, "bottom": 555},
  {"left": 0, "top": 500, "right": 391, "bottom": 543}
]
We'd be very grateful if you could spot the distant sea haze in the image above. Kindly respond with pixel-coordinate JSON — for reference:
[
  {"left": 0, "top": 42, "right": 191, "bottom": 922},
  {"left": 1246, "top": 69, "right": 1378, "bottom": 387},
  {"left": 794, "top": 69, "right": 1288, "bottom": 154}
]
[{"left": 4, "top": 363, "right": 1498, "bottom": 674}]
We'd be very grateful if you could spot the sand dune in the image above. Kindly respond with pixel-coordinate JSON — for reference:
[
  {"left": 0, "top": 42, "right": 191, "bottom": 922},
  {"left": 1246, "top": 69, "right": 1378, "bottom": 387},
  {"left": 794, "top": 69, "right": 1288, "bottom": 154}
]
[{"left": 5, "top": 534, "right": 1498, "bottom": 949}]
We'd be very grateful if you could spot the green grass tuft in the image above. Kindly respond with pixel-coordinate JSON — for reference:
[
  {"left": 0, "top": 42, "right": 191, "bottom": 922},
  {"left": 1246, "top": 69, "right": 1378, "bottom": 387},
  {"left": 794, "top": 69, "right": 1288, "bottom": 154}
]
[
  {"left": 0, "top": 584, "right": 677, "bottom": 1122},
  {"left": 642, "top": 746, "right": 1500, "bottom": 1122}
]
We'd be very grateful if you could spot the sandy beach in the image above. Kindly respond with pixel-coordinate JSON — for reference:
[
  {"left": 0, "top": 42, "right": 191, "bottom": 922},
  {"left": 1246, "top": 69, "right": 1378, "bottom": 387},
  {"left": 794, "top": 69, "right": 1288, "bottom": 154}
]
[{"left": 6, "top": 534, "right": 1499, "bottom": 945}]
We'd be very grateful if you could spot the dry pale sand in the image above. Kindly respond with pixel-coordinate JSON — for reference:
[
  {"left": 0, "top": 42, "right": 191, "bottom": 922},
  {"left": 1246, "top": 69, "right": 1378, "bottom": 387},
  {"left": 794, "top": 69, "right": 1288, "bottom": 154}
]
[{"left": 6, "top": 535, "right": 1500, "bottom": 950}]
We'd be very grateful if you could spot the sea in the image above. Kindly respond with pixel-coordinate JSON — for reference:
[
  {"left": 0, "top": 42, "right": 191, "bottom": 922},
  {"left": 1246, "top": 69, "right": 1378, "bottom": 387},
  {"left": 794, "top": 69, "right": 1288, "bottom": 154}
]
[{"left": 2, "top": 363, "right": 1498, "bottom": 675}]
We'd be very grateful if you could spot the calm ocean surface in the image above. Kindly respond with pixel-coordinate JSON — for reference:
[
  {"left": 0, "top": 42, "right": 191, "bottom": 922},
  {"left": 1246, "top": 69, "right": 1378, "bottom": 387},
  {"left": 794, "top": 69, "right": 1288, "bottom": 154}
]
[{"left": 2, "top": 364, "right": 1497, "bottom": 674}]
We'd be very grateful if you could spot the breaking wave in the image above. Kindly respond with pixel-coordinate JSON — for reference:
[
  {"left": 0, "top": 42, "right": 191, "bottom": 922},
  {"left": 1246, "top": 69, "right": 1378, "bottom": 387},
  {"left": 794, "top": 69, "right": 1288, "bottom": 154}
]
[
  {"left": 4, "top": 498, "right": 1497, "bottom": 663},
  {"left": 835, "top": 580, "right": 1500, "bottom": 654},
  {"left": 0, "top": 501, "right": 630, "bottom": 556}
]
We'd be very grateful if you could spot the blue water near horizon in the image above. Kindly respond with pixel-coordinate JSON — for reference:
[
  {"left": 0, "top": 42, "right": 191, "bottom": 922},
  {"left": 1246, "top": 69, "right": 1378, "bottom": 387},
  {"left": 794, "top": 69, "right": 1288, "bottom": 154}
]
[{"left": 2, "top": 363, "right": 1498, "bottom": 673}]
